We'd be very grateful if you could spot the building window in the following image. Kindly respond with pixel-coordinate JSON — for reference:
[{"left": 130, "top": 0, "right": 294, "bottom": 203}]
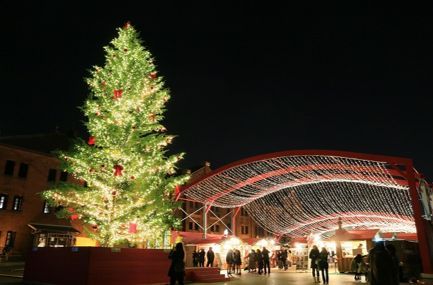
[
  {"left": 5, "top": 231, "right": 16, "bottom": 248},
  {"left": 18, "top": 163, "right": 29, "bottom": 178},
  {"left": 12, "top": 196, "right": 23, "bottom": 211},
  {"left": 194, "top": 223, "right": 199, "bottom": 231},
  {"left": 241, "top": 225, "right": 249, "bottom": 235},
  {"left": 47, "top": 169, "right": 57, "bottom": 182},
  {"left": 59, "top": 171, "right": 68, "bottom": 182},
  {"left": 188, "top": 222, "right": 193, "bottom": 230},
  {"left": 4, "top": 160, "right": 15, "bottom": 176},
  {"left": 256, "top": 226, "right": 264, "bottom": 237},
  {"left": 0, "top": 194, "right": 8, "bottom": 209},
  {"left": 43, "top": 201, "right": 50, "bottom": 214},
  {"left": 240, "top": 208, "right": 248, "bottom": 216},
  {"left": 210, "top": 225, "right": 214, "bottom": 232},
  {"left": 215, "top": 225, "right": 220, "bottom": 233}
]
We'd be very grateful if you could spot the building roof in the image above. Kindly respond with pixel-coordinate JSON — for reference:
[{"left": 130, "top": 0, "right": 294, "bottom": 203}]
[{"left": 0, "top": 133, "right": 72, "bottom": 155}]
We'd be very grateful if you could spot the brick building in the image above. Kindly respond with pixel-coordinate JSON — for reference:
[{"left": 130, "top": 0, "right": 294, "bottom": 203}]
[
  {"left": 0, "top": 134, "right": 271, "bottom": 259},
  {"left": 0, "top": 134, "right": 78, "bottom": 258},
  {"left": 178, "top": 162, "right": 272, "bottom": 241}
]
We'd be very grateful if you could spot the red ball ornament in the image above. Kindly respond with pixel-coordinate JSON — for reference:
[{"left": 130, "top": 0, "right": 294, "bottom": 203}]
[
  {"left": 150, "top": 72, "right": 157, "bottom": 79},
  {"left": 114, "top": 164, "right": 124, "bottom": 176},
  {"left": 88, "top": 136, "right": 95, "bottom": 145},
  {"left": 113, "top": 89, "right": 123, "bottom": 99},
  {"left": 70, "top": 214, "right": 79, "bottom": 221},
  {"left": 67, "top": 207, "right": 74, "bottom": 213},
  {"left": 128, "top": 222, "right": 137, "bottom": 234}
]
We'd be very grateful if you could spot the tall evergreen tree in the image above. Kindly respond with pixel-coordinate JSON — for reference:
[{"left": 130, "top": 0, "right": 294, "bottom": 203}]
[{"left": 43, "top": 23, "right": 188, "bottom": 247}]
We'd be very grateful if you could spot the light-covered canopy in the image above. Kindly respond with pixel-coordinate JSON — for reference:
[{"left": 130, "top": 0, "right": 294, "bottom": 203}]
[{"left": 181, "top": 150, "right": 415, "bottom": 237}]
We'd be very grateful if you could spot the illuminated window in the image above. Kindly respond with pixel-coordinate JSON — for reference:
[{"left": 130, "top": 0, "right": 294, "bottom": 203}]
[
  {"left": 12, "top": 196, "right": 23, "bottom": 211},
  {"left": 43, "top": 201, "right": 50, "bottom": 214},
  {"left": 241, "top": 225, "right": 249, "bottom": 235},
  {"left": 0, "top": 194, "right": 8, "bottom": 209}
]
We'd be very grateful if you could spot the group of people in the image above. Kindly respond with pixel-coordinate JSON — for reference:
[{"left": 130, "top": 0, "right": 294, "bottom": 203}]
[
  {"left": 308, "top": 241, "right": 402, "bottom": 285},
  {"left": 309, "top": 245, "right": 330, "bottom": 284},
  {"left": 191, "top": 247, "right": 214, "bottom": 267},
  {"left": 225, "top": 248, "right": 242, "bottom": 275},
  {"left": 245, "top": 247, "right": 271, "bottom": 275}
]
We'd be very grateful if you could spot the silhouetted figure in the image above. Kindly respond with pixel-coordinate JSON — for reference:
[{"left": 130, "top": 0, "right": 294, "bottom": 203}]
[
  {"left": 248, "top": 250, "right": 256, "bottom": 272},
  {"left": 226, "top": 249, "right": 234, "bottom": 275},
  {"left": 198, "top": 249, "right": 205, "bottom": 267},
  {"left": 256, "top": 249, "right": 263, "bottom": 274},
  {"left": 206, "top": 247, "right": 215, "bottom": 267},
  {"left": 318, "top": 247, "right": 329, "bottom": 285},
  {"left": 168, "top": 242, "right": 185, "bottom": 285},
  {"left": 309, "top": 245, "right": 320, "bottom": 283},
  {"left": 368, "top": 241, "right": 394, "bottom": 285},
  {"left": 385, "top": 243, "right": 400, "bottom": 285},
  {"left": 192, "top": 250, "right": 199, "bottom": 267},
  {"left": 262, "top": 247, "right": 271, "bottom": 274}
]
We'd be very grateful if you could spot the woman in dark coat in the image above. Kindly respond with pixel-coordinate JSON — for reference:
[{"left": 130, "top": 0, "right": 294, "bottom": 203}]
[
  {"left": 256, "top": 249, "right": 264, "bottom": 275},
  {"left": 309, "top": 245, "right": 320, "bottom": 283},
  {"left": 318, "top": 247, "right": 329, "bottom": 285},
  {"left": 168, "top": 242, "right": 185, "bottom": 285}
]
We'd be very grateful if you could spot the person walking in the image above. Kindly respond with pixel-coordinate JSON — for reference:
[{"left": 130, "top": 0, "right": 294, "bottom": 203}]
[
  {"left": 198, "top": 249, "right": 205, "bottom": 267},
  {"left": 309, "top": 245, "right": 320, "bottom": 283},
  {"left": 168, "top": 242, "right": 185, "bottom": 285},
  {"left": 206, "top": 247, "right": 215, "bottom": 267},
  {"left": 262, "top": 247, "right": 271, "bottom": 274},
  {"left": 318, "top": 247, "right": 329, "bottom": 285}
]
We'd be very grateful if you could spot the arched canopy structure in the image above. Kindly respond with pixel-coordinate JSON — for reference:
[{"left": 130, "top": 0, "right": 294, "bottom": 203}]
[{"left": 181, "top": 150, "right": 417, "bottom": 237}]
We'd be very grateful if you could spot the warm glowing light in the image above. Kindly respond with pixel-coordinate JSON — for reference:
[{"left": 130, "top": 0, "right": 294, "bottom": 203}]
[{"left": 183, "top": 154, "right": 415, "bottom": 237}]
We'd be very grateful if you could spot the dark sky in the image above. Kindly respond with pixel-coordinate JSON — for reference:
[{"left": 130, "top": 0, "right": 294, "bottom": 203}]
[{"left": 3, "top": 2, "right": 433, "bottom": 179}]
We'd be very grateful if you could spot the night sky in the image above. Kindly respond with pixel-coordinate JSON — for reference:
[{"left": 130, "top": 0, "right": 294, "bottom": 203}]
[{"left": 3, "top": 2, "right": 433, "bottom": 179}]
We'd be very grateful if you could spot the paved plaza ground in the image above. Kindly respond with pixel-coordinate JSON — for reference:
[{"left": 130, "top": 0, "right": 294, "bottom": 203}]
[{"left": 0, "top": 262, "right": 432, "bottom": 285}]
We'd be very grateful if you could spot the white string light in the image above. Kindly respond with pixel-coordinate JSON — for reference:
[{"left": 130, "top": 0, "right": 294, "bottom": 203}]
[{"left": 183, "top": 154, "right": 415, "bottom": 237}]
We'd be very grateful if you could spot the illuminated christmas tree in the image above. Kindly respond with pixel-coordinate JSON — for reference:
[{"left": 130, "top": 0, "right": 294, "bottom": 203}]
[{"left": 43, "top": 23, "right": 188, "bottom": 247}]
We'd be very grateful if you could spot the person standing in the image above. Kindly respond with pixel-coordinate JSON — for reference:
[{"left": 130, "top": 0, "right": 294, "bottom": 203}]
[
  {"left": 248, "top": 249, "right": 256, "bottom": 272},
  {"left": 309, "top": 245, "right": 320, "bottom": 283},
  {"left": 234, "top": 249, "right": 242, "bottom": 275},
  {"left": 368, "top": 241, "right": 394, "bottom": 285},
  {"left": 192, "top": 250, "right": 199, "bottom": 267},
  {"left": 262, "top": 247, "right": 271, "bottom": 274},
  {"left": 256, "top": 249, "right": 264, "bottom": 274},
  {"left": 198, "top": 249, "right": 205, "bottom": 267},
  {"left": 226, "top": 249, "right": 234, "bottom": 276},
  {"left": 168, "top": 242, "right": 185, "bottom": 285},
  {"left": 206, "top": 247, "right": 215, "bottom": 267},
  {"left": 282, "top": 249, "right": 288, "bottom": 270},
  {"left": 318, "top": 247, "right": 329, "bottom": 285}
]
